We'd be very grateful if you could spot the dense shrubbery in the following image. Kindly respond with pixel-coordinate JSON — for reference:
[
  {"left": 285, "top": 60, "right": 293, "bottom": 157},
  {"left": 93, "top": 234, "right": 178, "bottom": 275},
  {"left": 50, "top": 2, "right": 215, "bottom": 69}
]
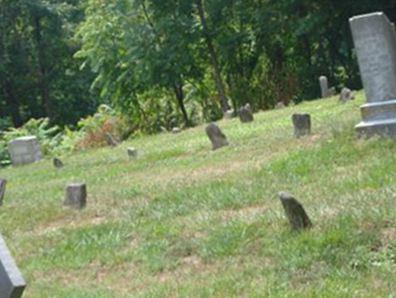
[{"left": 0, "top": 105, "right": 133, "bottom": 166}]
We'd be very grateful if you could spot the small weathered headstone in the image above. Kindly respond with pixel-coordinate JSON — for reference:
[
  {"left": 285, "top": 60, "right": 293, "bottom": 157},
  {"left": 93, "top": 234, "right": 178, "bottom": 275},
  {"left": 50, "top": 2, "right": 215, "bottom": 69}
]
[
  {"left": 292, "top": 113, "right": 311, "bottom": 138},
  {"left": 64, "top": 183, "right": 87, "bottom": 210},
  {"left": 105, "top": 133, "right": 119, "bottom": 147},
  {"left": 275, "top": 102, "right": 285, "bottom": 109},
  {"left": 238, "top": 103, "right": 254, "bottom": 123},
  {"left": 53, "top": 158, "right": 64, "bottom": 169},
  {"left": 278, "top": 191, "right": 312, "bottom": 231},
  {"left": 0, "top": 233, "right": 26, "bottom": 297},
  {"left": 205, "top": 123, "right": 229, "bottom": 150},
  {"left": 339, "top": 87, "right": 355, "bottom": 102},
  {"left": 127, "top": 147, "right": 138, "bottom": 159},
  {"left": 350, "top": 12, "right": 396, "bottom": 138},
  {"left": 0, "top": 179, "right": 6, "bottom": 206},
  {"left": 172, "top": 127, "right": 182, "bottom": 134},
  {"left": 223, "top": 109, "right": 235, "bottom": 119},
  {"left": 7, "top": 136, "right": 42, "bottom": 166}
]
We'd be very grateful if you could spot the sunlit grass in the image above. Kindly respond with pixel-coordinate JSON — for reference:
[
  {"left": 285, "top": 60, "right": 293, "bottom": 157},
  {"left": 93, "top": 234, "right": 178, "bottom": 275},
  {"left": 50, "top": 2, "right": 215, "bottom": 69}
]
[{"left": 1, "top": 92, "right": 396, "bottom": 297}]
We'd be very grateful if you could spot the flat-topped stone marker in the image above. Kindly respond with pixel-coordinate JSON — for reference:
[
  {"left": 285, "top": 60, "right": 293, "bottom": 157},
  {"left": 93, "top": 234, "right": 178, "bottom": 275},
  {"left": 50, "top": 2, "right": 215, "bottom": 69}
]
[
  {"left": 0, "top": 234, "right": 26, "bottom": 297},
  {"left": 127, "top": 147, "right": 138, "bottom": 159},
  {"left": 8, "top": 136, "right": 42, "bottom": 166},
  {"left": 172, "top": 127, "right": 182, "bottom": 134},
  {"left": 205, "top": 123, "right": 229, "bottom": 150},
  {"left": 350, "top": 12, "right": 396, "bottom": 138},
  {"left": 0, "top": 179, "right": 6, "bottom": 206},
  {"left": 64, "top": 183, "right": 87, "bottom": 210},
  {"left": 223, "top": 109, "right": 235, "bottom": 119},
  {"left": 292, "top": 113, "right": 311, "bottom": 138},
  {"left": 238, "top": 103, "right": 254, "bottom": 123}
]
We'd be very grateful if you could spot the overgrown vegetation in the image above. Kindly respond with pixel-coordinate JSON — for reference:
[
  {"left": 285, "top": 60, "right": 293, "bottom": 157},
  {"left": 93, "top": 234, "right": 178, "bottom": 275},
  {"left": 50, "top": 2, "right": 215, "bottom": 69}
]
[
  {"left": 1, "top": 93, "right": 395, "bottom": 296},
  {"left": 2, "top": 1, "right": 396, "bottom": 133}
]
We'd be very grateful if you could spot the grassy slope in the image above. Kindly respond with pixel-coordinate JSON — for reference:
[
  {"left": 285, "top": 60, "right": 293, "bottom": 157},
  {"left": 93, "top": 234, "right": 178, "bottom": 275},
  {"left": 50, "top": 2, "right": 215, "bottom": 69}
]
[{"left": 1, "top": 92, "right": 396, "bottom": 297}]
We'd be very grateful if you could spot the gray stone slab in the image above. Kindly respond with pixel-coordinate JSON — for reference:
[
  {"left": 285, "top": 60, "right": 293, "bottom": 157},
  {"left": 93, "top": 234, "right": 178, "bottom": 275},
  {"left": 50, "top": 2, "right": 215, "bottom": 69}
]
[
  {"left": 350, "top": 12, "right": 396, "bottom": 137},
  {"left": 0, "top": 180, "right": 6, "bottom": 206},
  {"left": 0, "top": 234, "right": 26, "bottom": 297},
  {"left": 7, "top": 136, "right": 42, "bottom": 166}
]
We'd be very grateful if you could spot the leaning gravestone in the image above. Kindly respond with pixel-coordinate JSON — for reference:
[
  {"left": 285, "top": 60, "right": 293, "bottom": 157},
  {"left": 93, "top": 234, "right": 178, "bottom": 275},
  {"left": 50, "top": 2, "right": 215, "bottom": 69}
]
[
  {"left": 0, "top": 179, "right": 6, "bottom": 206},
  {"left": 0, "top": 234, "right": 26, "bottom": 297},
  {"left": 53, "top": 158, "right": 64, "bottom": 169},
  {"left": 64, "top": 183, "right": 87, "bottom": 210},
  {"left": 238, "top": 103, "right": 254, "bottom": 123},
  {"left": 292, "top": 113, "right": 311, "bottom": 138},
  {"left": 205, "top": 123, "right": 229, "bottom": 150},
  {"left": 278, "top": 192, "right": 312, "bottom": 231},
  {"left": 350, "top": 12, "right": 396, "bottom": 138},
  {"left": 8, "top": 136, "right": 42, "bottom": 166}
]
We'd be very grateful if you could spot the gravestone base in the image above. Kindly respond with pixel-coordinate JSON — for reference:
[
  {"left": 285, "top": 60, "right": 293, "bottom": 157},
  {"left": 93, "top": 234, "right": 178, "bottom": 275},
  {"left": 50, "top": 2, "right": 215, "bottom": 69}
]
[{"left": 355, "top": 99, "right": 396, "bottom": 138}]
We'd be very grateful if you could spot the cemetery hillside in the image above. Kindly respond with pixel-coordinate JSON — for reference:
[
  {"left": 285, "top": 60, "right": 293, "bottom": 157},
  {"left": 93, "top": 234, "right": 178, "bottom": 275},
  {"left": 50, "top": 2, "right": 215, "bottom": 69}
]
[
  {"left": 2, "top": 1, "right": 396, "bottom": 297},
  {"left": 1, "top": 93, "right": 396, "bottom": 296}
]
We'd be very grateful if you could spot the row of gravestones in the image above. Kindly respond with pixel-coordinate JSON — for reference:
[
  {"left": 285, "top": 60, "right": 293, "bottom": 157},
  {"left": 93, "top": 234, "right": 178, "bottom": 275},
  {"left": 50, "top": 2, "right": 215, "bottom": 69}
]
[
  {"left": 1, "top": 11, "right": 396, "bottom": 297},
  {"left": 206, "top": 111, "right": 312, "bottom": 151},
  {"left": 319, "top": 75, "right": 356, "bottom": 102}
]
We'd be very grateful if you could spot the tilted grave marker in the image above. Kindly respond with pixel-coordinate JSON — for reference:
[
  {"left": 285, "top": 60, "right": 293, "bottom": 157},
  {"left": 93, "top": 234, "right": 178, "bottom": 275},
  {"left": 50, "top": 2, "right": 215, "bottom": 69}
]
[{"left": 0, "top": 234, "right": 26, "bottom": 297}]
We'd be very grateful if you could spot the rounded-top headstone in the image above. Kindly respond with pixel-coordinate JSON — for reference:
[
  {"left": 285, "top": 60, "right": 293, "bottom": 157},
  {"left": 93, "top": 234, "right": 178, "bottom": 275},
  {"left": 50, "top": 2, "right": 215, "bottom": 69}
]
[
  {"left": 238, "top": 103, "right": 254, "bottom": 123},
  {"left": 205, "top": 123, "right": 229, "bottom": 150}
]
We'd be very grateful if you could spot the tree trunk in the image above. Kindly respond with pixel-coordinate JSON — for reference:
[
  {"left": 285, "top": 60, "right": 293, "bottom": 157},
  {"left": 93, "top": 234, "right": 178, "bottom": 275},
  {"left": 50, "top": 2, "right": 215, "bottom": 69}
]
[
  {"left": 3, "top": 82, "right": 23, "bottom": 127},
  {"left": 34, "top": 16, "right": 52, "bottom": 120},
  {"left": 196, "top": 0, "right": 230, "bottom": 112},
  {"left": 173, "top": 82, "right": 190, "bottom": 127}
]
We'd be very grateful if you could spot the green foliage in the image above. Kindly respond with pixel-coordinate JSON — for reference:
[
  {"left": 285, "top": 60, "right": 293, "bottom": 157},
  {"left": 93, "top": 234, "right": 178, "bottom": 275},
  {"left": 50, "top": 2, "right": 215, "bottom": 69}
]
[
  {"left": 1, "top": 94, "right": 396, "bottom": 296},
  {"left": 0, "top": 118, "right": 61, "bottom": 165}
]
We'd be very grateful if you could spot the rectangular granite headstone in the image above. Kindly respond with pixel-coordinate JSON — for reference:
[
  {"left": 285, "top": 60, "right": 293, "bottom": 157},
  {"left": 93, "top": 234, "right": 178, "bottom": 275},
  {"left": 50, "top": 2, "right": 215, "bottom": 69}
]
[
  {"left": 7, "top": 136, "right": 42, "bottom": 166},
  {"left": 0, "top": 234, "right": 26, "bottom": 297},
  {"left": 350, "top": 12, "right": 396, "bottom": 137}
]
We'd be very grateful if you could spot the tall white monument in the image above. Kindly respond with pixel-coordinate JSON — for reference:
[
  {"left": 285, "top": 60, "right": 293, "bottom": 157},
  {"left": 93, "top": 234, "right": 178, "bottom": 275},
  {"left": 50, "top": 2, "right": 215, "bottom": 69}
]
[{"left": 350, "top": 12, "right": 396, "bottom": 137}]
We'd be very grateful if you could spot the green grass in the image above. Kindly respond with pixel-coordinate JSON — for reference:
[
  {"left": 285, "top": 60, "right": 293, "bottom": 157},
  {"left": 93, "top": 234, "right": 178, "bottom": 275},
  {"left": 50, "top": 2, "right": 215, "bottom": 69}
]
[{"left": 1, "top": 92, "right": 396, "bottom": 297}]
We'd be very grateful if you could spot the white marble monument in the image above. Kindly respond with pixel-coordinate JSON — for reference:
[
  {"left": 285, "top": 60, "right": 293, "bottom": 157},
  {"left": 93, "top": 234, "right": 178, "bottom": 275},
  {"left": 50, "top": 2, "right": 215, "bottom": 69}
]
[
  {"left": 350, "top": 12, "right": 396, "bottom": 137},
  {"left": 8, "top": 136, "right": 43, "bottom": 166}
]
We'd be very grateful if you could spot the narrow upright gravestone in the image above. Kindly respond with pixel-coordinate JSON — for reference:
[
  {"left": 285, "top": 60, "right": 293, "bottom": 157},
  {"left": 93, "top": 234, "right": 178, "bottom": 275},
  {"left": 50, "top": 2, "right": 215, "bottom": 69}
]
[
  {"left": 7, "top": 136, "right": 42, "bottom": 166},
  {"left": 205, "top": 123, "right": 229, "bottom": 150},
  {"left": 319, "top": 76, "right": 329, "bottom": 98},
  {"left": 0, "top": 179, "right": 6, "bottom": 206},
  {"left": 238, "top": 103, "right": 254, "bottom": 123},
  {"left": 292, "top": 113, "right": 311, "bottom": 138},
  {"left": 278, "top": 192, "right": 312, "bottom": 231},
  {"left": 64, "top": 183, "right": 87, "bottom": 210},
  {"left": 350, "top": 12, "right": 396, "bottom": 138},
  {"left": 0, "top": 234, "right": 26, "bottom": 297},
  {"left": 319, "top": 76, "right": 336, "bottom": 98}
]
